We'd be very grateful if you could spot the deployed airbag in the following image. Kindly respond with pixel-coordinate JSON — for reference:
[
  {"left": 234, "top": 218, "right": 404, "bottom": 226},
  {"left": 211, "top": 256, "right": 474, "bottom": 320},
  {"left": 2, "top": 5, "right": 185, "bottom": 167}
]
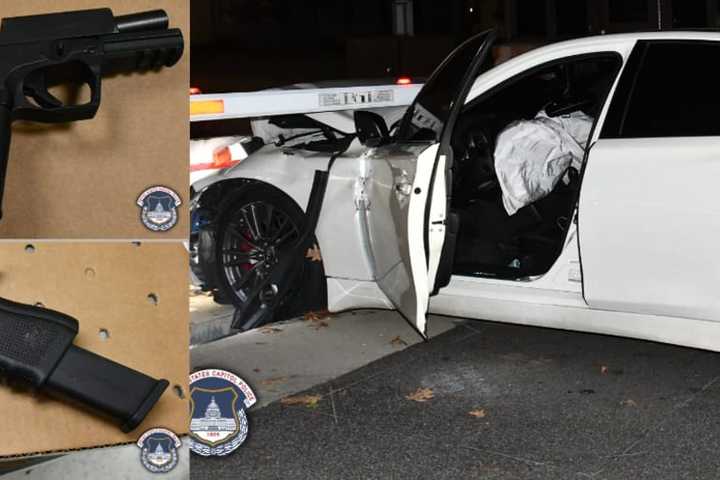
[{"left": 494, "top": 110, "right": 593, "bottom": 215}]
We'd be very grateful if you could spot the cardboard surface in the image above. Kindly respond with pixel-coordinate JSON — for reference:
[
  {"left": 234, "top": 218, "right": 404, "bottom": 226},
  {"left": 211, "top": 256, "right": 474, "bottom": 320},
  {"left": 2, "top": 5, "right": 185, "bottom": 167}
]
[
  {"left": 0, "top": 242, "right": 189, "bottom": 458},
  {"left": 0, "top": 0, "right": 189, "bottom": 239}
]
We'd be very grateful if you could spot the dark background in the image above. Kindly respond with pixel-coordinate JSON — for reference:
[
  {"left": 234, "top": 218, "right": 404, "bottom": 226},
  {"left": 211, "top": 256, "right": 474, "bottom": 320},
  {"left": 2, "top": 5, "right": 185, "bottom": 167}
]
[{"left": 191, "top": 0, "right": 720, "bottom": 93}]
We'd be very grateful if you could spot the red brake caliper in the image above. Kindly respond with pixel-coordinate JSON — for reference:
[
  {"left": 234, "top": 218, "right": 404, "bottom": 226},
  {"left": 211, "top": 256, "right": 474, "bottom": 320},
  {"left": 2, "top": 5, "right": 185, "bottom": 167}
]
[{"left": 239, "top": 228, "right": 255, "bottom": 272}]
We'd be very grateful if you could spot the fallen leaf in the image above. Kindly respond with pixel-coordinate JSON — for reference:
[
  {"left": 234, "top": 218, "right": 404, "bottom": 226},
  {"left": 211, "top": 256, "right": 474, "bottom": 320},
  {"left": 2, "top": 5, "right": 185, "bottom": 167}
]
[
  {"left": 405, "top": 387, "right": 434, "bottom": 402},
  {"left": 281, "top": 394, "right": 322, "bottom": 408},
  {"left": 620, "top": 399, "right": 638, "bottom": 407},
  {"left": 600, "top": 365, "right": 609, "bottom": 375},
  {"left": 260, "top": 376, "right": 287, "bottom": 386},
  {"left": 259, "top": 326, "right": 283, "bottom": 334},
  {"left": 306, "top": 244, "right": 322, "bottom": 262},
  {"left": 304, "top": 309, "right": 331, "bottom": 322},
  {"left": 304, "top": 310, "right": 332, "bottom": 330},
  {"left": 390, "top": 336, "right": 408, "bottom": 347},
  {"left": 468, "top": 408, "right": 487, "bottom": 418}
]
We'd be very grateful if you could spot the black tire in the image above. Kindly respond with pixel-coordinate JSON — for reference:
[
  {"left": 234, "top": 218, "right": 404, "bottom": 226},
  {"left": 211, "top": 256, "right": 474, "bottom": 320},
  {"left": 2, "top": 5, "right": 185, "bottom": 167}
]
[{"left": 213, "top": 184, "right": 326, "bottom": 329}]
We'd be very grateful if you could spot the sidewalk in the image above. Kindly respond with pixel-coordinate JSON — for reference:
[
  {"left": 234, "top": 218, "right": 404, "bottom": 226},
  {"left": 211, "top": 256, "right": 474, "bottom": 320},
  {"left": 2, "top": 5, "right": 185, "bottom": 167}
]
[{"left": 191, "top": 304, "right": 458, "bottom": 407}]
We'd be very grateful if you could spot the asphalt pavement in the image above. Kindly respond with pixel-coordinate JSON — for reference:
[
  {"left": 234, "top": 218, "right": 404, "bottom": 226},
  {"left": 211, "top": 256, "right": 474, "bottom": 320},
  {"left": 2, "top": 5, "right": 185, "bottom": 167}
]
[{"left": 192, "top": 319, "right": 720, "bottom": 480}]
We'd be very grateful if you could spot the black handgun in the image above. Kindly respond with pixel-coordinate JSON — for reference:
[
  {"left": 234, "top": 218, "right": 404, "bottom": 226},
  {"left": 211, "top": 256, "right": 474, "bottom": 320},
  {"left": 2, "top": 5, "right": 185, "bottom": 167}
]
[
  {"left": 0, "top": 297, "right": 169, "bottom": 432},
  {"left": 0, "top": 8, "right": 184, "bottom": 219}
]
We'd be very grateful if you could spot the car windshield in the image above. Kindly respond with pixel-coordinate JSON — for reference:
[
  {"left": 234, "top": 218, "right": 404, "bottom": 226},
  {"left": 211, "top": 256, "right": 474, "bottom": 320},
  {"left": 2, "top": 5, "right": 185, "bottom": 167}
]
[{"left": 396, "top": 31, "right": 493, "bottom": 143}]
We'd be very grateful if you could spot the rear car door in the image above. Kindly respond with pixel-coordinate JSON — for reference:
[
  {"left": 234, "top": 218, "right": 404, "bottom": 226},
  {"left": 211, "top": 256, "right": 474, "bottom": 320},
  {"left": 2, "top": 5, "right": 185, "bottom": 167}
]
[
  {"left": 579, "top": 38, "right": 720, "bottom": 322},
  {"left": 363, "top": 31, "right": 494, "bottom": 337}
]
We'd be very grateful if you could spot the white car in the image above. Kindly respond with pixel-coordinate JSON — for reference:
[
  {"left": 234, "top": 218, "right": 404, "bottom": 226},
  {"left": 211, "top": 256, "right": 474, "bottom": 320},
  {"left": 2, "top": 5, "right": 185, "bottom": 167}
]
[{"left": 191, "top": 30, "right": 720, "bottom": 353}]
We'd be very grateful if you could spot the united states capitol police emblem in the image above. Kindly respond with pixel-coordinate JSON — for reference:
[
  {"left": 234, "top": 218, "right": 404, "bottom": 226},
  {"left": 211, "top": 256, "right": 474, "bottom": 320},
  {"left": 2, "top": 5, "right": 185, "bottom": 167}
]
[
  {"left": 136, "top": 428, "right": 182, "bottom": 473},
  {"left": 136, "top": 186, "right": 182, "bottom": 232},
  {"left": 189, "top": 369, "right": 257, "bottom": 457}
]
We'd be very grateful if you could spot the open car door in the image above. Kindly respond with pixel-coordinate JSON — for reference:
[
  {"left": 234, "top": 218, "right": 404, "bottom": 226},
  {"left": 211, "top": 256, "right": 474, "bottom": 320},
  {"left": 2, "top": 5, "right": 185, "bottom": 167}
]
[{"left": 363, "top": 31, "right": 495, "bottom": 338}]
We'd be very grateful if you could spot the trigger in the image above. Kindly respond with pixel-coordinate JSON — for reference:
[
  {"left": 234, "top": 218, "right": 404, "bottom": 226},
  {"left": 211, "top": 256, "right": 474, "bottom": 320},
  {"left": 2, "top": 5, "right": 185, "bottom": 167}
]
[{"left": 24, "top": 85, "right": 63, "bottom": 109}]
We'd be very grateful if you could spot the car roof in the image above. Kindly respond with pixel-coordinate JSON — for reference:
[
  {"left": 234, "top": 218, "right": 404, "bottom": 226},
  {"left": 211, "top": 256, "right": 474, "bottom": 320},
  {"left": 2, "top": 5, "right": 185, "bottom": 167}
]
[
  {"left": 508, "top": 30, "right": 720, "bottom": 63},
  {"left": 544, "top": 30, "right": 720, "bottom": 49},
  {"left": 466, "top": 30, "right": 720, "bottom": 103}
]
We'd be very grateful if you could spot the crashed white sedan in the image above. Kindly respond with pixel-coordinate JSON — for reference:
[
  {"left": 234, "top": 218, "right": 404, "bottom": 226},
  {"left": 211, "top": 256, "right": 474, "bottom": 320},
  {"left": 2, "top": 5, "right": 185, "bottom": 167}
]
[{"left": 191, "top": 30, "right": 720, "bottom": 353}]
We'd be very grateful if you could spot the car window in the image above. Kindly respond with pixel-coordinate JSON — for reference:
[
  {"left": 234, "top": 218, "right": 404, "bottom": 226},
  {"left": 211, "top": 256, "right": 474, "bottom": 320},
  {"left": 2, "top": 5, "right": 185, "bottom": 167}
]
[
  {"left": 604, "top": 41, "right": 720, "bottom": 138},
  {"left": 396, "top": 32, "right": 493, "bottom": 143},
  {"left": 464, "top": 55, "right": 620, "bottom": 119}
]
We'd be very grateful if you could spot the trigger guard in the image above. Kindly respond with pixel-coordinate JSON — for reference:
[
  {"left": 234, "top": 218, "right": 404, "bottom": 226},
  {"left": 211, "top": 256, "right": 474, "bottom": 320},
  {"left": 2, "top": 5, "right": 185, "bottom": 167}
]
[
  {"left": 13, "top": 60, "right": 101, "bottom": 121},
  {"left": 23, "top": 84, "right": 63, "bottom": 109}
]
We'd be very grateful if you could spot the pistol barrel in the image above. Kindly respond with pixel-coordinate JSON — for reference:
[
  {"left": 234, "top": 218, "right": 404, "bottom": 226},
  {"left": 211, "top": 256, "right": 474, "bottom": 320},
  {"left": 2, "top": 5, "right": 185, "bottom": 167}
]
[{"left": 115, "top": 10, "right": 169, "bottom": 33}]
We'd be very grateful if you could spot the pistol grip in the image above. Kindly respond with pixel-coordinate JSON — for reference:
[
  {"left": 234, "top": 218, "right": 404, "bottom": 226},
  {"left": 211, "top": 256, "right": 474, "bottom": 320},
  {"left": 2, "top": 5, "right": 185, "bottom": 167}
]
[{"left": 0, "top": 297, "right": 78, "bottom": 386}]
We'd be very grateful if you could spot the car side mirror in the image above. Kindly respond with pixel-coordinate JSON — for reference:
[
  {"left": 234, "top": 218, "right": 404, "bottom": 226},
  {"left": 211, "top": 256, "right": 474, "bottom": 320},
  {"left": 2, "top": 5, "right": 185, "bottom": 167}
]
[{"left": 354, "top": 111, "right": 389, "bottom": 147}]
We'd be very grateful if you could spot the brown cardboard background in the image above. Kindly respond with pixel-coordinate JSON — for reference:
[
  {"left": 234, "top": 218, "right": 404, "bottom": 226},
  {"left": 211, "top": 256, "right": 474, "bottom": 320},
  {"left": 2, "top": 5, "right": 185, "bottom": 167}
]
[
  {"left": 0, "top": 0, "right": 189, "bottom": 239},
  {"left": 0, "top": 242, "right": 189, "bottom": 457}
]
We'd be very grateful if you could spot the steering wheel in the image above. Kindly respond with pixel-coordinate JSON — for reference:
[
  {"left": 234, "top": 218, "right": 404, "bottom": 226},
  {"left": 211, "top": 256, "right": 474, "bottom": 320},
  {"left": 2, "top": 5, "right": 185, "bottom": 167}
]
[
  {"left": 465, "top": 127, "right": 492, "bottom": 160},
  {"left": 461, "top": 124, "right": 497, "bottom": 194},
  {"left": 450, "top": 115, "right": 499, "bottom": 200}
]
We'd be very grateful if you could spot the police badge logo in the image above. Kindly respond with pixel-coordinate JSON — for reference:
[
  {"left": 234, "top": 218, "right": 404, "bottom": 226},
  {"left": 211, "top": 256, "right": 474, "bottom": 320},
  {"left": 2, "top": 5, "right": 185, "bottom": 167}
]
[
  {"left": 136, "top": 186, "right": 182, "bottom": 232},
  {"left": 137, "top": 428, "right": 182, "bottom": 473},
  {"left": 189, "top": 369, "right": 257, "bottom": 457}
]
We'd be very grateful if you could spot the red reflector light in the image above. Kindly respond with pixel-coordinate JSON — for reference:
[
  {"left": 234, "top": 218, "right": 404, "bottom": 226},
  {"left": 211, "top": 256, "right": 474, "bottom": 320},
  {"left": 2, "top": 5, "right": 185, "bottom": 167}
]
[
  {"left": 190, "top": 146, "right": 242, "bottom": 172},
  {"left": 396, "top": 76, "right": 412, "bottom": 85},
  {"left": 189, "top": 87, "right": 202, "bottom": 95},
  {"left": 212, "top": 146, "right": 233, "bottom": 169}
]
